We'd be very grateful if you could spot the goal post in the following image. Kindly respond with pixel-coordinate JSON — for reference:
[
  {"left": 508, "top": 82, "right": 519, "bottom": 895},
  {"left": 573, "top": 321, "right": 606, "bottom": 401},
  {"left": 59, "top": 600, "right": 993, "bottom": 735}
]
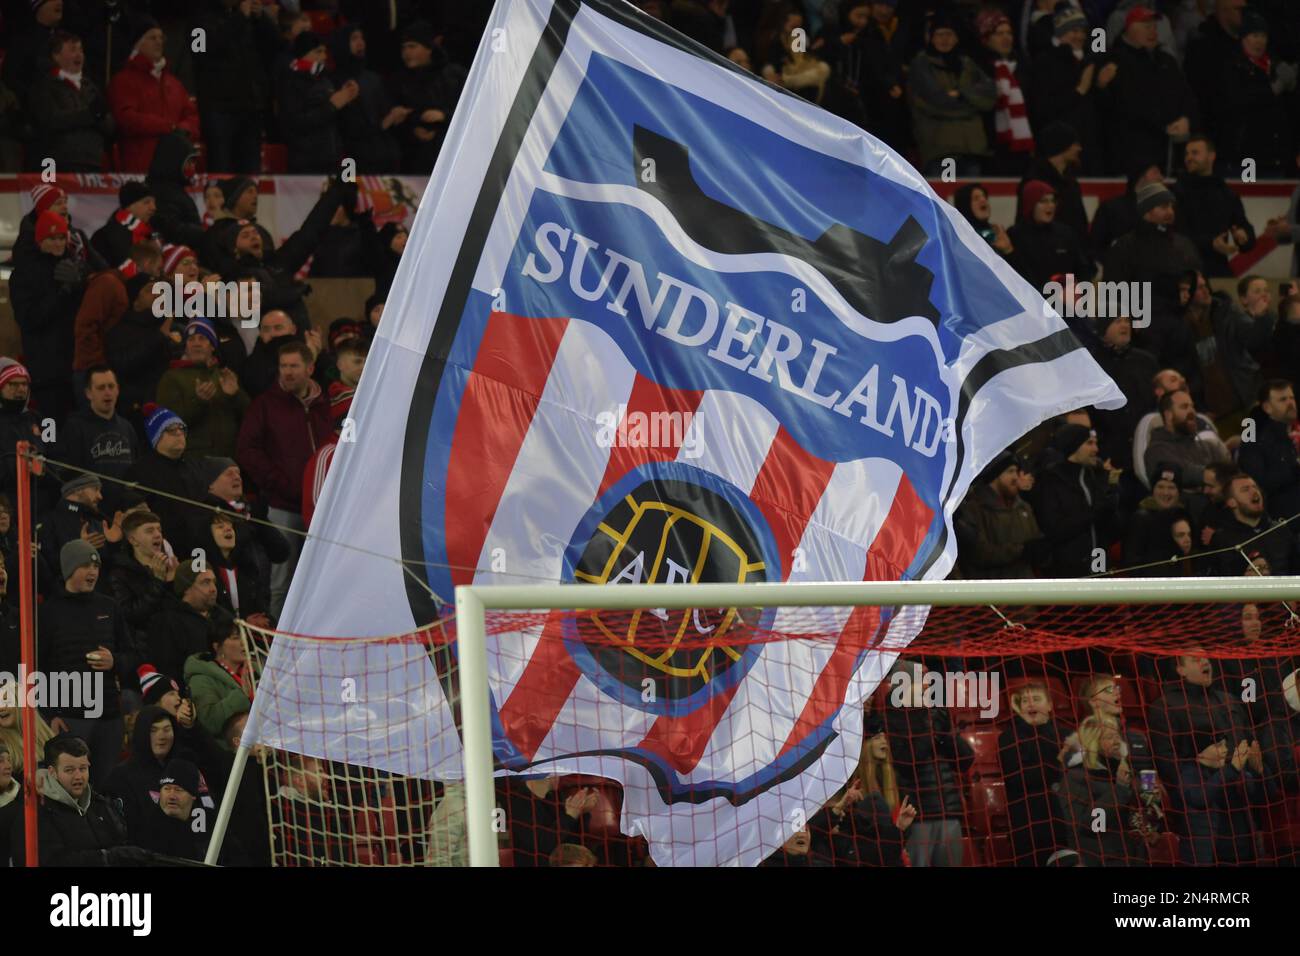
[{"left": 453, "top": 576, "right": 1300, "bottom": 867}]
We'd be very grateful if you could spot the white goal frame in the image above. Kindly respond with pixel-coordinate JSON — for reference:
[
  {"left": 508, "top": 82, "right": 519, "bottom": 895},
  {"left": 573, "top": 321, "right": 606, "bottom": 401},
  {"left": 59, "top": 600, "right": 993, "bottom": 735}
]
[{"left": 207, "top": 575, "right": 1300, "bottom": 867}]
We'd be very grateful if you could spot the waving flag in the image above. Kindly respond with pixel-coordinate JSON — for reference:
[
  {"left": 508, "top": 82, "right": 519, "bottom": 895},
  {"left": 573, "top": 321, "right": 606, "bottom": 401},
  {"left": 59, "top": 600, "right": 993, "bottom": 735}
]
[{"left": 248, "top": 0, "right": 1123, "bottom": 866}]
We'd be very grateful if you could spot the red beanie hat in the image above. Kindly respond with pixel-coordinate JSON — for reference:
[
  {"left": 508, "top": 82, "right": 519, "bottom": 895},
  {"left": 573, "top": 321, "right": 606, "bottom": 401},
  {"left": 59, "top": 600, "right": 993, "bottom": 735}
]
[
  {"left": 1019, "top": 180, "right": 1056, "bottom": 220},
  {"left": 31, "top": 183, "right": 66, "bottom": 216},
  {"left": 35, "top": 210, "right": 69, "bottom": 244}
]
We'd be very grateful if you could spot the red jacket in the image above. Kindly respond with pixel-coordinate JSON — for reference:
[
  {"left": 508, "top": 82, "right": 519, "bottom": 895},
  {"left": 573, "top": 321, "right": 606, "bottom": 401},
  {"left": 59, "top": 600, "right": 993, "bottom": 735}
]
[
  {"left": 108, "top": 55, "right": 200, "bottom": 172},
  {"left": 237, "top": 381, "right": 332, "bottom": 512}
]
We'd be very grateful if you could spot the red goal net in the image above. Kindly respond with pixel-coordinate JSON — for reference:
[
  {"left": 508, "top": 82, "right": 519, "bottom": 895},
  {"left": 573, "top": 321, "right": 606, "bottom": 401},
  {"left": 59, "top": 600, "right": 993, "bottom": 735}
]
[{"left": 236, "top": 600, "right": 1300, "bottom": 867}]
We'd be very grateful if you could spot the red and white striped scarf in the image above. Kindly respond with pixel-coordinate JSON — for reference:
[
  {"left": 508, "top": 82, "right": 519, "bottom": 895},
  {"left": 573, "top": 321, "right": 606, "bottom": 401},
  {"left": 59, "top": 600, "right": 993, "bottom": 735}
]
[
  {"left": 51, "top": 67, "right": 83, "bottom": 91},
  {"left": 992, "top": 58, "right": 1034, "bottom": 153},
  {"left": 114, "top": 208, "right": 155, "bottom": 244}
]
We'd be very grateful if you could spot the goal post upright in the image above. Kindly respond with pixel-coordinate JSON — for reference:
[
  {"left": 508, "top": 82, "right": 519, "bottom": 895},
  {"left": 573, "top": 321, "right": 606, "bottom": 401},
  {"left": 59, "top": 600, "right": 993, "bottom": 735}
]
[{"left": 455, "top": 575, "right": 1300, "bottom": 867}]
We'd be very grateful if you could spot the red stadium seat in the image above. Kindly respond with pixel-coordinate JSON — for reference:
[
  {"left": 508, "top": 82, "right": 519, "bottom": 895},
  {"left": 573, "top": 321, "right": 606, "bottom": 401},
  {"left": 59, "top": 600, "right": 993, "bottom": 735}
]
[
  {"left": 960, "top": 727, "right": 1002, "bottom": 775},
  {"left": 967, "top": 776, "right": 1008, "bottom": 837},
  {"left": 499, "top": 848, "right": 515, "bottom": 867}
]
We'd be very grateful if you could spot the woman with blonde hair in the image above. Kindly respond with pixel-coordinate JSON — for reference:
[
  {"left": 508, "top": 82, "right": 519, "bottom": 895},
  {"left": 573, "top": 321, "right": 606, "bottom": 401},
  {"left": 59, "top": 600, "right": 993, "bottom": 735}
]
[
  {"left": 1059, "top": 715, "right": 1152, "bottom": 866},
  {"left": 1073, "top": 673, "right": 1154, "bottom": 773},
  {"left": 806, "top": 712, "right": 916, "bottom": 866},
  {"left": 0, "top": 685, "right": 57, "bottom": 780}
]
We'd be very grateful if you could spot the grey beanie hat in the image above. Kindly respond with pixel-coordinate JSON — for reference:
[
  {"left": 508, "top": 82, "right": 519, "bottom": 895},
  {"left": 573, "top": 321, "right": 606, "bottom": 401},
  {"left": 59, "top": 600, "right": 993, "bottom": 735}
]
[{"left": 60, "top": 539, "right": 101, "bottom": 580}]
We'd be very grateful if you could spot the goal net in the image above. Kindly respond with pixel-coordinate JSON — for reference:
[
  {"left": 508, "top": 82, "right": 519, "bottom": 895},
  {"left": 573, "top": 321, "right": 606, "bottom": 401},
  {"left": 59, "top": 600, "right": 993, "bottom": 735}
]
[{"left": 228, "top": 582, "right": 1300, "bottom": 868}]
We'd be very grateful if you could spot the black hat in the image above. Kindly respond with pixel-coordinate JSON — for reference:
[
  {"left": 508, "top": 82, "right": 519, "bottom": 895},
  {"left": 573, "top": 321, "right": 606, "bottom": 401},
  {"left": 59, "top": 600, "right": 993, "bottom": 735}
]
[
  {"left": 127, "top": 14, "right": 160, "bottom": 53},
  {"left": 118, "top": 180, "right": 154, "bottom": 209},
  {"left": 402, "top": 20, "right": 437, "bottom": 51},
  {"left": 980, "top": 448, "right": 1020, "bottom": 484},
  {"left": 159, "top": 758, "right": 200, "bottom": 797},
  {"left": 1152, "top": 462, "right": 1180, "bottom": 486},
  {"left": 1036, "top": 121, "right": 1080, "bottom": 159},
  {"left": 292, "top": 29, "right": 325, "bottom": 59},
  {"left": 1051, "top": 423, "right": 1094, "bottom": 457},
  {"left": 1240, "top": 10, "right": 1268, "bottom": 36},
  {"left": 199, "top": 455, "right": 238, "bottom": 491},
  {"left": 124, "top": 272, "right": 153, "bottom": 302},
  {"left": 218, "top": 176, "right": 257, "bottom": 211}
]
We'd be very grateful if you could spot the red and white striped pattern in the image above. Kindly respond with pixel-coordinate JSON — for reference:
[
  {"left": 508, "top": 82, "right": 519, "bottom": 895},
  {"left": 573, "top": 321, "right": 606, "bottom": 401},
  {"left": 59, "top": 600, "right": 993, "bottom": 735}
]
[
  {"left": 449, "top": 310, "right": 932, "bottom": 784},
  {"left": 992, "top": 59, "right": 1034, "bottom": 154}
]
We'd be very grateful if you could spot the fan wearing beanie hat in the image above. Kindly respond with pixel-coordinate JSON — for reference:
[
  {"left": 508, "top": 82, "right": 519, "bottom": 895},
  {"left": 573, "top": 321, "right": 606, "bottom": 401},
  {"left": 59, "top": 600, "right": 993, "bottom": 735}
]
[
  {"left": 1017, "top": 121, "right": 1087, "bottom": 237},
  {"left": 123, "top": 403, "right": 212, "bottom": 566},
  {"left": 138, "top": 664, "right": 183, "bottom": 708},
  {"left": 0, "top": 358, "right": 32, "bottom": 415},
  {"left": 142, "top": 403, "right": 187, "bottom": 451},
  {"left": 974, "top": 7, "right": 1036, "bottom": 167},
  {"left": 1006, "top": 178, "right": 1091, "bottom": 291},
  {"left": 957, "top": 446, "right": 1043, "bottom": 579},
  {"left": 46, "top": 473, "right": 104, "bottom": 564},
  {"left": 156, "top": 319, "right": 248, "bottom": 458},
  {"left": 1034, "top": 421, "right": 1118, "bottom": 574},
  {"left": 8, "top": 196, "right": 85, "bottom": 423},
  {"left": 20, "top": 182, "right": 93, "bottom": 264},
  {"left": 59, "top": 538, "right": 101, "bottom": 582},
  {"left": 282, "top": 28, "right": 355, "bottom": 174},
  {"left": 1033, "top": 421, "right": 1118, "bottom": 576},
  {"left": 89, "top": 180, "right": 158, "bottom": 266},
  {"left": 108, "top": 14, "right": 201, "bottom": 173},
  {"left": 393, "top": 20, "right": 456, "bottom": 173}
]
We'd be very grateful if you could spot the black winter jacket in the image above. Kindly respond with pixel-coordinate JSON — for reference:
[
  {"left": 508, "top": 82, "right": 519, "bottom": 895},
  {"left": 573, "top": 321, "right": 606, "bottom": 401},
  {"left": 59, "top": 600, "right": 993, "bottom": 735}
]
[
  {"left": 8, "top": 247, "right": 84, "bottom": 389},
  {"left": 278, "top": 67, "right": 342, "bottom": 174},
  {"left": 1171, "top": 173, "right": 1256, "bottom": 278},
  {"left": 37, "top": 587, "right": 138, "bottom": 719},
  {"left": 1237, "top": 406, "right": 1300, "bottom": 522},
  {"left": 145, "top": 132, "right": 206, "bottom": 251},
  {"left": 883, "top": 706, "right": 973, "bottom": 818},
  {"left": 28, "top": 72, "right": 115, "bottom": 172},
  {"left": 1032, "top": 459, "right": 1119, "bottom": 577},
  {"left": 109, "top": 551, "right": 172, "bottom": 643}
]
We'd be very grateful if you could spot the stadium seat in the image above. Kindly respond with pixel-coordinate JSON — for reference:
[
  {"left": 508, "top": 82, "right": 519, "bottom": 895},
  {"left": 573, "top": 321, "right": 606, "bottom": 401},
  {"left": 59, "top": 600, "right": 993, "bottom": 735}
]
[
  {"left": 960, "top": 836, "right": 983, "bottom": 866},
  {"left": 960, "top": 727, "right": 1002, "bottom": 775},
  {"left": 967, "top": 776, "right": 1008, "bottom": 837},
  {"left": 499, "top": 848, "right": 515, "bottom": 867}
]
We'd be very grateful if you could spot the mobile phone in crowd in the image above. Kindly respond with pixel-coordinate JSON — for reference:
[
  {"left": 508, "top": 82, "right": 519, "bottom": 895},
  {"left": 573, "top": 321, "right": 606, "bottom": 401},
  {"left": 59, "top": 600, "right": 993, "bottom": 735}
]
[{"left": 1139, "top": 769, "right": 1157, "bottom": 793}]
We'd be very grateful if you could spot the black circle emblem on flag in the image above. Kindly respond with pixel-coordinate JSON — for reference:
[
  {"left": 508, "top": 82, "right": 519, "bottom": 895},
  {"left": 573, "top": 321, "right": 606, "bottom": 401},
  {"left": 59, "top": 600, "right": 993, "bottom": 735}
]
[{"left": 566, "top": 470, "right": 770, "bottom": 710}]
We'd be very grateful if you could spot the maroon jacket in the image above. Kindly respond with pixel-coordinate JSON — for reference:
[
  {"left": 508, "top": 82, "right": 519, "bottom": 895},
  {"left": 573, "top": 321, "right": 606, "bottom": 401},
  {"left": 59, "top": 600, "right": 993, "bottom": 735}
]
[{"left": 236, "top": 381, "right": 331, "bottom": 512}]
